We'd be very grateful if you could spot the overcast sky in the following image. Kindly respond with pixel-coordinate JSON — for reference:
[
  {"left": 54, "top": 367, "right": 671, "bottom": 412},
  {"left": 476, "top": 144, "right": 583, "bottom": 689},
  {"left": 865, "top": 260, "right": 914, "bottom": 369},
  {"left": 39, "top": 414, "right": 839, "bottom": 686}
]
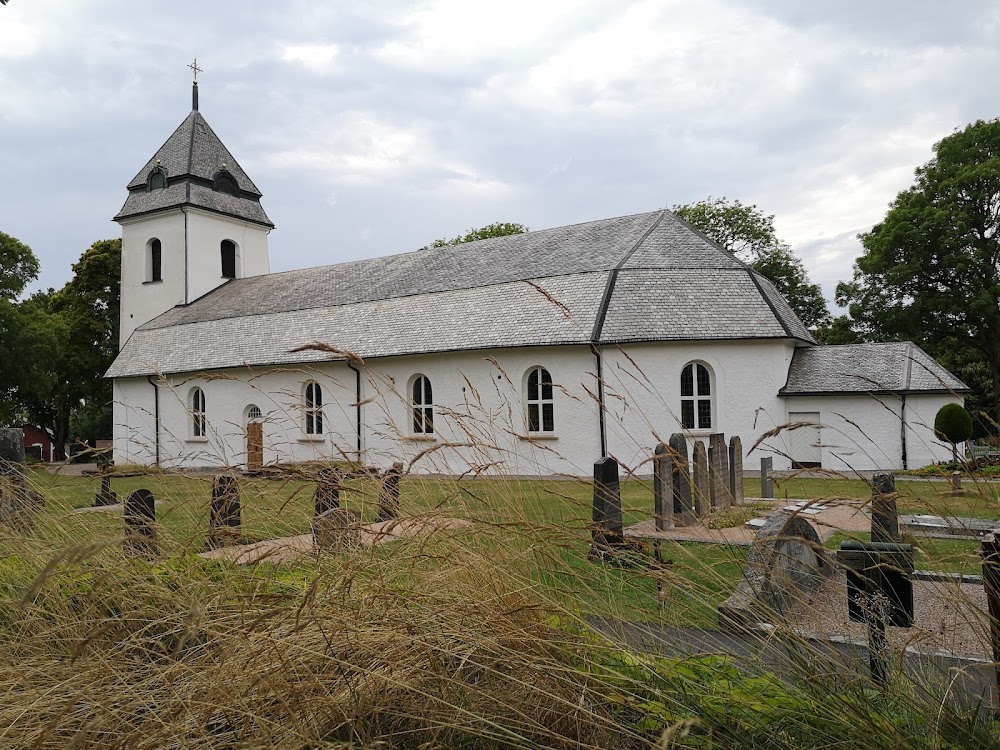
[{"left": 2, "top": 1, "right": 998, "bottom": 307}]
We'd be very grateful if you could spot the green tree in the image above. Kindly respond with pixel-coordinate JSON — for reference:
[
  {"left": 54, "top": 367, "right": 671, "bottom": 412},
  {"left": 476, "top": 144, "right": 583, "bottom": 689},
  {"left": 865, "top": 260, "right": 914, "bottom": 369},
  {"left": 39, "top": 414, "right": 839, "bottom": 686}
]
[
  {"left": 0, "top": 231, "right": 41, "bottom": 300},
  {"left": 429, "top": 221, "right": 528, "bottom": 248},
  {"left": 673, "top": 198, "right": 831, "bottom": 329},
  {"left": 837, "top": 119, "right": 1000, "bottom": 431},
  {"left": 934, "top": 403, "right": 973, "bottom": 463},
  {"left": 17, "top": 240, "right": 121, "bottom": 457}
]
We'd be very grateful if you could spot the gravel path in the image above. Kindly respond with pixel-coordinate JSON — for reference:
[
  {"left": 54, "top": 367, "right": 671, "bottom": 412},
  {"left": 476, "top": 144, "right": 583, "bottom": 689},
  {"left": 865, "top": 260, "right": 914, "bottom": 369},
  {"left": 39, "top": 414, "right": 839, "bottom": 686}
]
[{"left": 785, "top": 570, "right": 992, "bottom": 657}]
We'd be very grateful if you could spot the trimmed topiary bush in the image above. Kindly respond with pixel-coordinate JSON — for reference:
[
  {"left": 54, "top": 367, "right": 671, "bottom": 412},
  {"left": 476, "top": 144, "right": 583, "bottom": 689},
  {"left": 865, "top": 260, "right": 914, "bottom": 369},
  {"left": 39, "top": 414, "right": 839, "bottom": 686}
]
[{"left": 934, "top": 403, "right": 973, "bottom": 463}]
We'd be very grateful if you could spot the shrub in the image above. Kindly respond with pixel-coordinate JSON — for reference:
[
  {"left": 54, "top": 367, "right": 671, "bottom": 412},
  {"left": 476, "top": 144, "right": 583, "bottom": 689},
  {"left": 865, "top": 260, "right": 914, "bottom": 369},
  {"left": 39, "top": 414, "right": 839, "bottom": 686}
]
[{"left": 934, "top": 403, "right": 973, "bottom": 445}]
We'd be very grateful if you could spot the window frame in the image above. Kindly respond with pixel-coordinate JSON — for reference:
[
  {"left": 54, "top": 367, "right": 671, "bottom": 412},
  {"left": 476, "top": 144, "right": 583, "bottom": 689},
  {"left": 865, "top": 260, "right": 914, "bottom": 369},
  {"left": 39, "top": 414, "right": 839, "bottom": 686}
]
[
  {"left": 221, "top": 239, "right": 238, "bottom": 279},
  {"left": 304, "top": 381, "right": 323, "bottom": 435},
  {"left": 525, "top": 366, "right": 555, "bottom": 434},
  {"left": 190, "top": 387, "right": 206, "bottom": 438},
  {"left": 410, "top": 374, "right": 434, "bottom": 435},
  {"left": 147, "top": 166, "right": 168, "bottom": 192},
  {"left": 146, "top": 238, "right": 162, "bottom": 283},
  {"left": 680, "top": 361, "right": 714, "bottom": 431}
]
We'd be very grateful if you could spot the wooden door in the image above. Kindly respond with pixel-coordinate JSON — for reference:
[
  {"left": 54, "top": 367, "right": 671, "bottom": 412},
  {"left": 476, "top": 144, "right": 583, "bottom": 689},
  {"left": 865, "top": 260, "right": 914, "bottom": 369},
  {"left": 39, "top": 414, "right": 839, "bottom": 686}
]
[
  {"left": 788, "top": 412, "right": 821, "bottom": 468},
  {"left": 246, "top": 422, "right": 263, "bottom": 472}
]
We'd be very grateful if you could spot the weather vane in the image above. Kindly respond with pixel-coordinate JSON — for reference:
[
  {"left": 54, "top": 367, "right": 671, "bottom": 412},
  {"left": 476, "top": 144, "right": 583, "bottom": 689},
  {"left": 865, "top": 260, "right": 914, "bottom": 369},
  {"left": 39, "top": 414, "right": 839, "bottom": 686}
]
[{"left": 188, "top": 58, "right": 202, "bottom": 82}]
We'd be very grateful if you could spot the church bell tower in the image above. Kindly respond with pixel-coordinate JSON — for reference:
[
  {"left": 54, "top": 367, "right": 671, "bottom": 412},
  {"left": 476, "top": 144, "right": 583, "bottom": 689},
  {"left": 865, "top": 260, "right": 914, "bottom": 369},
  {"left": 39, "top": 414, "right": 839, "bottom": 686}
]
[{"left": 115, "top": 63, "right": 273, "bottom": 348}]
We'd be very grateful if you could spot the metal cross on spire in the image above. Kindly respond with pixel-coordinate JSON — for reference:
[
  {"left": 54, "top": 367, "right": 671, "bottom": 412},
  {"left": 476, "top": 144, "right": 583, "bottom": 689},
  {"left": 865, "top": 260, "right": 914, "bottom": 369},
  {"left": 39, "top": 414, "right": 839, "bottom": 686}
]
[{"left": 188, "top": 58, "right": 202, "bottom": 111}]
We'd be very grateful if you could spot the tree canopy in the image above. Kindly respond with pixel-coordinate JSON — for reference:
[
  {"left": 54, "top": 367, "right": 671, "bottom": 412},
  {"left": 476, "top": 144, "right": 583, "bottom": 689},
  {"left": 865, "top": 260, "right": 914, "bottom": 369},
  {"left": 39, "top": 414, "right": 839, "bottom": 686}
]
[
  {"left": 673, "top": 198, "right": 831, "bottom": 329},
  {"left": 837, "top": 119, "right": 1000, "bottom": 431},
  {"left": 0, "top": 231, "right": 40, "bottom": 301},
  {"left": 429, "top": 222, "right": 528, "bottom": 248}
]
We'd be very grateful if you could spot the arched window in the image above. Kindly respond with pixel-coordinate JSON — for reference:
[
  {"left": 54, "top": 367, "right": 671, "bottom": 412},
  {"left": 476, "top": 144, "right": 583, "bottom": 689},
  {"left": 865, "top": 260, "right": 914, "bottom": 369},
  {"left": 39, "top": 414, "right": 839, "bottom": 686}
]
[
  {"left": 411, "top": 375, "right": 433, "bottom": 434},
  {"left": 213, "top": 170, "right": 239, "bottom": 196},
  {"left": 245, "top": 404, "right": 262, "bottom": 424},
  {"left": 147, "top": 166, "right": 167, "bottom": 192},
  {"left": 146, "top": 238, "right": 162, "bottom": 282},
  {"left": 526, "top": 366, "right": 555, "bottom": 433},
  {"left": 681, "top": 362, "right": 713, "bottom": 430},
  {"left": 190, "top": 387, "right": 206, "bottom": 438},
  {"left": 304, "top": 381, "right": 323, "bottom": 435},
  {"left": 221, "top": 240, "right": 237, "bottom": 279}
]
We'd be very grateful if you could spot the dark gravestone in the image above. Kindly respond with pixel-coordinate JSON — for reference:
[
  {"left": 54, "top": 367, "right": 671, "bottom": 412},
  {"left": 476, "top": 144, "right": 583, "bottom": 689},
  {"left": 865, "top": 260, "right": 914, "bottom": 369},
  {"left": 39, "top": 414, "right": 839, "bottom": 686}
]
[
  {"left": 589, "top": 457, "right": 623, "bottom": 557},
  {"left": 0, "top": 427, "right": 42, "bottom": 530},
  {"left": 93, "top": 475, "right": 118, "bottom": 507},
  {"left": 314, "top": 467, "right": 341, "bottom": 517},
  {"left": 718, "top": 513, "right": 834, "bottom": 630},
  {"left": 692, "top": 441, "right": 710, "bottom": 518},
  {"left": 668, "top": 433, "right": 696, "bottom": 526},
  {"left": 729, "top": 436, "right": 744, "bottom": 505},
  {"left": 870, "top": 472, "right": 900, "bottom": 544},
  {"left": 760, "top": 457, "right": 774, "bottom": 499},
  {"left": 209, "top": 474, "right": 242, "bottom": 547},
  {"left": 709, "top": 433, "right": 732, "bottom": 511},
  {"left": 124, "top": 488, "right": 157, "bottom": 558},
  {"left": 653, "top": 443, "right": 673, "bottom": 530},
  {"left": 376, "top": 462, "right": 403, "bottom": 522},
  {"left": 313, "top": 507, "right": 362, "bottom": 551}
]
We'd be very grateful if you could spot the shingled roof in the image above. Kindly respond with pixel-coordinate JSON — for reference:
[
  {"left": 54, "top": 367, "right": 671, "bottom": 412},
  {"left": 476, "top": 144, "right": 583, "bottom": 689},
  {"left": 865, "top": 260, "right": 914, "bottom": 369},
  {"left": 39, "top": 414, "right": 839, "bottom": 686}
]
[
  {"left": 107, "top": 208, "right": 816, "bottom": 378},
  {"left": 114, "top": 110, "right": 273, "bottom": 227},
  {"left": 780, "top": 342, "right": 969, "bottom": 395}
]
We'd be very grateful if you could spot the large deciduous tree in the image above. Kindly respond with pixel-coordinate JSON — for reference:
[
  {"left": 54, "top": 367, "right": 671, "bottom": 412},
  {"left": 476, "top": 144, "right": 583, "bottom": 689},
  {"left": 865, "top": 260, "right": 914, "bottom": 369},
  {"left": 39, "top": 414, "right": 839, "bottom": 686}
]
[
  {"left": 673, "top": 198, "right": 831, "bottom": 329},
  {"left": 428, "top": 222, "right": 528, "bottom": 248},
  {"left": 837, "top": 119, "right": 1000, "bottom": 431}
]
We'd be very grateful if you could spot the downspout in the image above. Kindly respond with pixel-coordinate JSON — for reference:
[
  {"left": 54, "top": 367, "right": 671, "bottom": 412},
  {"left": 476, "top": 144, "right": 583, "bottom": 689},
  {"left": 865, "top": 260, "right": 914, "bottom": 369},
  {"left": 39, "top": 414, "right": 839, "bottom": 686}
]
[
  {"left": 900, "top": 393, "right": 908, "bottom": 470},
  {"left": 347, "top": 362, "right": 362, "bottom": 462},
  {"left": 146, "top": 376, "right": 160, "bottom": 466},
  {"left": 593, "top": 344, "right": 607, "bottom": 458}
]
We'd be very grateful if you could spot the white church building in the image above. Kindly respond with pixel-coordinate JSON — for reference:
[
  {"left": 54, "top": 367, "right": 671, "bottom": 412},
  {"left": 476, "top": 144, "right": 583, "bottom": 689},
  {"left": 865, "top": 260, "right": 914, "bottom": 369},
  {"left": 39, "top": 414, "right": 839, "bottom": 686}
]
[{"left": 107, "top": 89, "right": 967, "bottom": 476}]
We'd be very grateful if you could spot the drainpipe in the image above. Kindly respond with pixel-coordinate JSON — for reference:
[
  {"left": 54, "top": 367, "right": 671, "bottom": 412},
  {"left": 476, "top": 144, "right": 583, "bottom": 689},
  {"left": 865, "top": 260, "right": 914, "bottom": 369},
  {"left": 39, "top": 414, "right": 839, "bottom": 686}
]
[
  {"left": 147, "top": 375, "right": 160, "bottom": 466},
  {"left": 347, "top": 361, "right": 362, "bottom": 462},
  {"left": 592, "top": 344, "right": 607, "bottom": 458},
  {"left": 900, "top": 393, "right": 908, "bottom": 470}
]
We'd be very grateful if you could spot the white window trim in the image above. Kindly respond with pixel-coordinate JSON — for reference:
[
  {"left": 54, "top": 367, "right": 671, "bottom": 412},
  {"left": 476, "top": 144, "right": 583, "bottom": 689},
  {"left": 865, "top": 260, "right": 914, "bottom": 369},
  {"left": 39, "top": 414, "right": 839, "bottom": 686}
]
[
  {"left": 680, "top": 361, "right": 715, "bottom": 432},
  {"left": 303, "top": 381, "right": 324, "bottom": 436},
  {"left": 524, "top": 366, "right": 556, "bottom": 435},
  {"left": 410, "top": 374, "right": 434, "bottom": 435}
]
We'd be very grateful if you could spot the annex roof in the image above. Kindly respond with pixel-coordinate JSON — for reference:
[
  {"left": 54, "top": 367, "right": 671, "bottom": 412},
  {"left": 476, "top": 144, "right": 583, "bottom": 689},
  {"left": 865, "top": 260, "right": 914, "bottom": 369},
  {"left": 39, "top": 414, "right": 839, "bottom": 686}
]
[
  {"left": 780, "top": 342, "right": 969, "bottom": 395},
  {"left": 107, "top": 208, "right": 816, "bottom": 378},
  {"left": 114, "top": 110, "right": 273, "bottom": 228}
]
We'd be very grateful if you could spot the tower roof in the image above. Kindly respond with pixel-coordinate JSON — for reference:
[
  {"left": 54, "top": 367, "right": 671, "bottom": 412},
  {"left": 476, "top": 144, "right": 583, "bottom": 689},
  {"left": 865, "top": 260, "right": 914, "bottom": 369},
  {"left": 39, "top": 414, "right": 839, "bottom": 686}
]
[{"left": 114, "top": 109, "right": 273, "bottom": 227}]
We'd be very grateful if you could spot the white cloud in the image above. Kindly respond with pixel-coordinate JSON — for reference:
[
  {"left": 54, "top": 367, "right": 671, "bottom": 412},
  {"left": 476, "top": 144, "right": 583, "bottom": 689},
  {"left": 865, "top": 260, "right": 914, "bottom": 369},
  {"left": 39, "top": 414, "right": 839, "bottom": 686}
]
[{"left": 281, "top": 43, "right": 341, "bottom": 73}]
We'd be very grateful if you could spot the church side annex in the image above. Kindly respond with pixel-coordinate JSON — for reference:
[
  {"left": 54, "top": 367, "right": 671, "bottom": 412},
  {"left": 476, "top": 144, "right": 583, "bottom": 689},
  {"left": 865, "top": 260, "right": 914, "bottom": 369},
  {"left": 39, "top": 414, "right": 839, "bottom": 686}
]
[{"left": 106, "top": 84, "right": 968, "bottom": 476}]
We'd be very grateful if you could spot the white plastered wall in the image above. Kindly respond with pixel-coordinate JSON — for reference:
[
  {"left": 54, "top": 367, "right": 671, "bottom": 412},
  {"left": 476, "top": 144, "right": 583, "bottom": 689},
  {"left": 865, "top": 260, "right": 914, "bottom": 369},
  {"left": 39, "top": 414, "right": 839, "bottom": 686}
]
[
  {"left": 118, "top": 207, "right": 270, "bottom": 348},
  {"left": 602, "top": 339, "right": 799, "bottom": 473},
  {"left": 780, "top": 392, "right": 961, "bottom": 471}
]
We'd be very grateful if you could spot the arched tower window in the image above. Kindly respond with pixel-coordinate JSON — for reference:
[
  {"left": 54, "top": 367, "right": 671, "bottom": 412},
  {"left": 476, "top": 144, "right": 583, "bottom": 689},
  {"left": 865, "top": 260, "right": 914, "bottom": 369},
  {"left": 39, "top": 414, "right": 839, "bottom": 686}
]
[
  {"left": 304, "top": 381, "right": 323, "bottom": 435},
  {"left": 147, "top": 166, "right": 167, "bottom": 192},
  {"left": 190, "top": 387, "right": 206, "bottom": 438},
  {"left": 681, "top": 362, "right": 713, "bottom": 430},
  {"left": 213, "top": 170, "right": 239, "bottom": 196},
  {"left": 525, "top": 366, "right": 555, "bottom": 433},
  {"left": 146, "top": 238, "right": 162, "bottom": 283},
  {"left": 221, "top": 240, "right": 238, "bottom": 279},
  {"left": 411, "top": 375, "right": 433, "bottom": 434}
]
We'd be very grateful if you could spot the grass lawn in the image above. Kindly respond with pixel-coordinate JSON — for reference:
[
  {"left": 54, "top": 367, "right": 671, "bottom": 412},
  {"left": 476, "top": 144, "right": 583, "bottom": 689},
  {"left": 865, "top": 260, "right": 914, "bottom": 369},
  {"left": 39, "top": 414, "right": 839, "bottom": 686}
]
[{"left": 17, "top": 467, "right": 992, "bottom": 629}]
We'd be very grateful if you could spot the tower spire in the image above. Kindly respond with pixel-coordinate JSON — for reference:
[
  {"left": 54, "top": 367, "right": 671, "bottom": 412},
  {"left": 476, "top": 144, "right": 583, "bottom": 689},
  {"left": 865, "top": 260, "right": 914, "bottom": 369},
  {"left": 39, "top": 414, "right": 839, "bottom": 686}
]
[{"left": 188, "top": 58, "right": 202, "bottom": 111}]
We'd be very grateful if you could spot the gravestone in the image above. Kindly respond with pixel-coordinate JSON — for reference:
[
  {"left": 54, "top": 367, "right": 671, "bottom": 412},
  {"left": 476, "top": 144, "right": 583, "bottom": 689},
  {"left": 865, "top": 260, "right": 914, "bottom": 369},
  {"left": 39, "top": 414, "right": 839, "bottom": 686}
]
[
  {"left": 93, "top": 475, "right": 118, "bottom": 507},
  {"left": 314, "top": 467, "right": 341, "bottom": 517},
  {"left": 0, "top": 427, "right": 42, "bottom": 530},
  {"left": 123, "top": 488, "right": 157, "bottom": 558},
  {"left": 668, "top": 433, "right": 696, "bottom": 526},
  {"left": 729, "top": 435, "right": 744, "bottom": 505},
  {"left": 376, "top": 462, "right": 402, "bottom": 522},
  {"left": 760, "top": 457, "right": 774, "bottom": 499},
  {"left": 692, "top": 441, "right": 710, "bottom": 518},
  {"left": 313, "top": 507, "right": 362, "bottom": 551},
  {"left": 590, "top": 457, "right": 623, "bottom": 557},
  {"left": 653, "top": 443, "right": 673, "bottom": 530},
  {"left": 709, "top": 433, "right": 732, "bottom": 511},
  {"left": 718, "top": 513, "right": 834, "bottom": 629},
  {"left": 209, "top": 474, "right": 242, "bottom": 547},
  {"left": 870, "top": 472, "right": 900, "bottom": 544}
]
